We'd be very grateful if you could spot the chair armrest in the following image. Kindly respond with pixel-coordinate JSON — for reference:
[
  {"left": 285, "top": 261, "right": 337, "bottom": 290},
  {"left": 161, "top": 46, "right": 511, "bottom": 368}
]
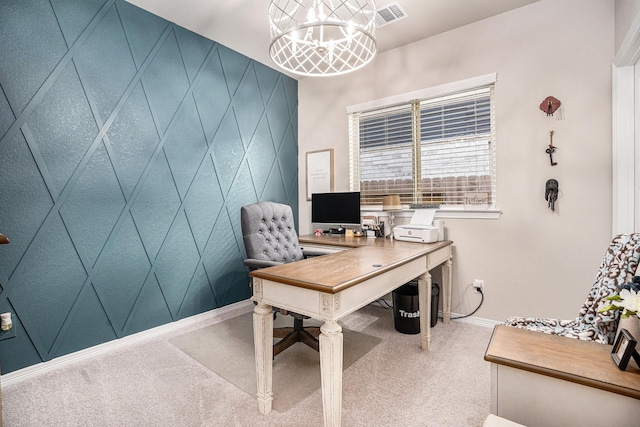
[
  {"left": 302, "top": 249, "right": 333, "bottom": 258},
  {"left": 244, "top": 259, "right": 283, "bottom": 270}
]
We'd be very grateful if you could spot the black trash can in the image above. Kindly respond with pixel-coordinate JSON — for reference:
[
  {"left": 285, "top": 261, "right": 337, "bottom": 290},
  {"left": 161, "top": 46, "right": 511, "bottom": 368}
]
[{"left": 392, "top": 281, "right": 440, "bottom": 334}]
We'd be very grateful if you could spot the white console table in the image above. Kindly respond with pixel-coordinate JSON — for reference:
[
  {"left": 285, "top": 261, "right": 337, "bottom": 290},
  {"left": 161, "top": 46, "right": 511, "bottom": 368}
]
[{"left": 485, "top": 325, "right": 640, "bottom": 427}]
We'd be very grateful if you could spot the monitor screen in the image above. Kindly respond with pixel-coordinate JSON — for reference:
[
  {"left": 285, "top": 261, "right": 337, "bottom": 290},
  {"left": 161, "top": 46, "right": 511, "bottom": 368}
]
[{"left": 311, "top": 192, "right": 361, "bottom": 225}]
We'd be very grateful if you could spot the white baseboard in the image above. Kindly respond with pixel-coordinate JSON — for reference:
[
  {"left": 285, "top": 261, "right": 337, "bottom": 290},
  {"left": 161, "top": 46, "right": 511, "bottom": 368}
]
[
  {"left": 1, "top": 300, "right": 253, "bottom": 387},
  {"left": 448, "top": 311, "right": 501, "bottom": 328}
]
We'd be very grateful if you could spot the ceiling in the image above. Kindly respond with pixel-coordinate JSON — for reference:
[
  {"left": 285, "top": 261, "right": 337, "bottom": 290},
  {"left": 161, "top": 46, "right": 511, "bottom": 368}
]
[{"left": 126, "top": 0, "right": 539, "bottom": 79}]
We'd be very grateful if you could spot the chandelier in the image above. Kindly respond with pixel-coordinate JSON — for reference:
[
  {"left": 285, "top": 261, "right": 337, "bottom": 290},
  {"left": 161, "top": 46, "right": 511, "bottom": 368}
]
[{"left": 268, "top": 0, "right": 377, "bottom": 77}]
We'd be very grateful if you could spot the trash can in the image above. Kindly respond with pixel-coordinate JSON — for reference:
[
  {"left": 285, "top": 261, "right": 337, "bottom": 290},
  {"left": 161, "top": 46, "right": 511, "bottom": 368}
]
[{"left": 392, "top": 281, "right": 440, "bottom": 334}]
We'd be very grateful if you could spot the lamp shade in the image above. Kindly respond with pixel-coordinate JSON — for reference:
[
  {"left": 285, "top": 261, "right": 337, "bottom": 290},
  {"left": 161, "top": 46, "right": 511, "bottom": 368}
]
[
  {"left": 268, "top": 0, "right": 377, "bottom": 77},
  {"left": 382, "top": 195, "right": 401, "bottom": 211}
]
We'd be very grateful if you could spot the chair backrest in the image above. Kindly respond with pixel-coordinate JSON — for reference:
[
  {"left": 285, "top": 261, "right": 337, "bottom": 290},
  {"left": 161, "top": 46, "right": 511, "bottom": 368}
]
[
  {"left": 578, "top": 233, "right": 640, "bottom": 342},
  {"left": 240, "top": 201, "right": 304, "bottom": 266}
]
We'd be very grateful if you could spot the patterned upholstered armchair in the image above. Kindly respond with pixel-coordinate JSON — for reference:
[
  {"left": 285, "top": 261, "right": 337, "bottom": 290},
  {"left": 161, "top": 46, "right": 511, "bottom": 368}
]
[
  {"left": 504, "top": 233, "right": 640, "bottom": 344},
  {"left": 241, "top": 201, "right": 327, "bottom": 357}
]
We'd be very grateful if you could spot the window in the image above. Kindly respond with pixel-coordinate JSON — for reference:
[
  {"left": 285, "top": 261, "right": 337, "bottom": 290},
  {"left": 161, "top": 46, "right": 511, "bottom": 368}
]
[{"left": 348, "top": 74, "right": 497, "bottom": 213}]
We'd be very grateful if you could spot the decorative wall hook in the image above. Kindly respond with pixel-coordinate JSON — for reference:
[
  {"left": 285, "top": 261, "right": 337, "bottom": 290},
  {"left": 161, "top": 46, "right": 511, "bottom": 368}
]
[
  {"left": 546, "top": 130, "right": 558, "bottom": 166},
  {"left": 545, "top": 179, "right": 558, "bottom": 211},
  {"left": 540, "top": 96, "right": 561, "bottom": 116}
]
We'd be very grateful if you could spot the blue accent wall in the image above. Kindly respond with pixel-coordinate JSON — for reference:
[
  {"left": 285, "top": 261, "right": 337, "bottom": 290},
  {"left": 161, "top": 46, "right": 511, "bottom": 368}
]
[{"left": 0, "top": 0, "right": 298, "bottom": 373}]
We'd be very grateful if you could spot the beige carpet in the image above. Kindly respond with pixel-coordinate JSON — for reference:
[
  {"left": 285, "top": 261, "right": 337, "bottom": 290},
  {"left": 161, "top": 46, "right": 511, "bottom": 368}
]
[
  {"left": 169, "top": 311, "right": 382, "bottom": 412},
  {"left": 2, "top": 304, "right": 493, "bottom": 426}
]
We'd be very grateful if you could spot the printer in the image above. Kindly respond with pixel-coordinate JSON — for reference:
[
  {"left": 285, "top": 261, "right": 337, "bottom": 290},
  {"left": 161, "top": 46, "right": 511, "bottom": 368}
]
[{"left": 393, "top": 208, "right": 440, "bottom": 243}]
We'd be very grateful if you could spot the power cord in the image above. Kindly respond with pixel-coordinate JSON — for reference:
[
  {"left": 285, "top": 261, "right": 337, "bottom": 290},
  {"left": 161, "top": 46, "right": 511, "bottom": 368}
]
[
  {"left": 442, "top": 288, "right": 484, "bottom": 320},
  {"left": 373, "top": 298, "right": 393, "bottom": 309},
  {"left": 372, "top": 288, "right": 484, "bottom": 321}
]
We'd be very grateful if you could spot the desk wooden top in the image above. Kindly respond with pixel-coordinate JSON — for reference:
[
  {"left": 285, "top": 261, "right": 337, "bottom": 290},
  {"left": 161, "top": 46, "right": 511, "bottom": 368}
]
[
  {"left": 485, "top": 325, "right": 640, "bottom": 399},
  {"left": 249, "top": 236, "right": 452, "bottom": 294},
  {"left": 299, "top": 234, "right": 412, "bottom": 248}
]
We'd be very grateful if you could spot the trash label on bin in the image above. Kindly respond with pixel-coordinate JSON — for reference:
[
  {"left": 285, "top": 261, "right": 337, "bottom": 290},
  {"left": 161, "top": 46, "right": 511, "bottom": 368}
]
[{"left": 399, "top": 309, "right": 419, "bottom": 318}]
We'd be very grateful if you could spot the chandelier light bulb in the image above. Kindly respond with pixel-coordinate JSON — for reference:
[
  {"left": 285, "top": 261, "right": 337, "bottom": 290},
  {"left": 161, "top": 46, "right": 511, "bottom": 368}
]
[{"left": 307, "top": 8, "right": 316, "bottom": 22}]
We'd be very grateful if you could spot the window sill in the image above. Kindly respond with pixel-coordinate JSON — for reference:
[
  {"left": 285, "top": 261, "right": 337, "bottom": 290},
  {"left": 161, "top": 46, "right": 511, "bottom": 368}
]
[{"left": 362, "top": 207, "right": 502, "bottom": 220}]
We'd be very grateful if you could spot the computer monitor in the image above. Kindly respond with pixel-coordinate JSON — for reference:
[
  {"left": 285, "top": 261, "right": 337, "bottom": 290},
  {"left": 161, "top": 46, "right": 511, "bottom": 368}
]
[{"left": 311, "top": 191, "right": 361, "bottom": 226}]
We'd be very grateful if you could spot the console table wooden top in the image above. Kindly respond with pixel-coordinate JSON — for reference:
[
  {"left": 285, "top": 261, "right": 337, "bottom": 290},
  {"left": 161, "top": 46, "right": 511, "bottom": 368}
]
[{"left": 484, "top": 325, "right": 640, "bottom": 399}]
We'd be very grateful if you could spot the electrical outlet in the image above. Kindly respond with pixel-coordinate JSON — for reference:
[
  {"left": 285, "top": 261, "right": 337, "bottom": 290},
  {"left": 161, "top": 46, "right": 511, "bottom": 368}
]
[
  {"left": 0, "top": 326, "right": 15, "bottom": 341},
  {"left": 473, "top": 279, "right": 484, "bottom": 293}
]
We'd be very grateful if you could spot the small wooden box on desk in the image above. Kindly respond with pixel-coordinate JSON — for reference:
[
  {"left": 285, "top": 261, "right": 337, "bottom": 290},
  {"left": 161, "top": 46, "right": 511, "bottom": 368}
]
[{"left": 484, "top": 325, "right": 640, "bottom": 427}]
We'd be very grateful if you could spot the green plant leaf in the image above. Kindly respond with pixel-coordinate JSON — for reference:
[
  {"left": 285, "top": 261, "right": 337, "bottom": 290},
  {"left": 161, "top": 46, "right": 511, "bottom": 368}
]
[{"left": 599, "top": 304, "right": 618, "bottom": 313}]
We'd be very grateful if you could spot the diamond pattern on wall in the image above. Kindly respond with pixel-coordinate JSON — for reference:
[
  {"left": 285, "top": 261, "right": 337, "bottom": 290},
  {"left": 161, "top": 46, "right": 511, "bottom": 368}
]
[
  {"left": 60, "top": 142, "right": 126, "bottom": 268},
  {"left": 50, "top": 0, "right": 106, "bottom": 47},
  {"left": 91, "top": 213, "right": 151, "bottom": 334},
  {"left": 179, "top": 263, "right": 216, "bottom": 319},
  {"left": 218, "top": 45, "right": 250, "bottom": 98},
  {"left": 246, "top": 117, "right": 278, "bottom": 197},
  {"left": 193, "top": 51, "right": 232, "bottom": 144},
  {"left": 130, "top": 153, "right": 182, "bottom": 260},
  {"left": 9, "top": 215, "right": 88, "bottom": 354},
  {"left": 116, "top": 0, "right": 169, "bottom": 69},
  {"left": 0, "top": 90, "right": 15, "bottom": 140},
  {"left": 0, "top": 0, "right": 298, "bottom": 374},
  {"left": 202, "top": 210, "right": 247, "bottom": 307},
  {"left": 233, "top": 65, "right": 266, "bottom": 148},
  {"left": 163, "top": 97, "right": 208, "bottom": 199},
  {"left": 26, "top": 62, "right": 99, "bottom": 198},
  {"left": 106, "top": 82, "right": 160, "bottom": 199},
  {"left": 154, "top": 211, "right": 200, "bottom": 317},
  {"left": 174, "top": 26, "right": 214, "bottom": 83},
  {"left": 183, "top": 156, "right": 224, "bottom": 252},
  {"left": 141, "top": 30, "right": 190, "bottom": 135},
  {"left": 211, "top": 113, "right": 246, "bottom": 195},
  {"left": 0, "top": 132, "right": 54, "bottom": 281},
  {"left": 72, "top": 3, "right": 137, "bottom": 123},
  {"left": 254, "top": 62, "right": 280, "bottom": 105},
  {"left": 0, "top": 0, "right": 68, "bottom": 114}
]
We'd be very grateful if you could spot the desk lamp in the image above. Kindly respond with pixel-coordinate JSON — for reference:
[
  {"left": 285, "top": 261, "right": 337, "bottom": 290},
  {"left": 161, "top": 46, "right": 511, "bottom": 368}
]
[{"left": 382, "top": 195, "right": 401, "bottom": 237}]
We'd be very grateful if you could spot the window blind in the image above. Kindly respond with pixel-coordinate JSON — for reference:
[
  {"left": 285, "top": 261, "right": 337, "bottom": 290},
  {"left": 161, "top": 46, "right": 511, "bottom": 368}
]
[
  {"left": 356, "top": 104, "right": 414, "bottom": 206},
  {"left": 349, "top": 82, "right": 496, "bottom": 209}
]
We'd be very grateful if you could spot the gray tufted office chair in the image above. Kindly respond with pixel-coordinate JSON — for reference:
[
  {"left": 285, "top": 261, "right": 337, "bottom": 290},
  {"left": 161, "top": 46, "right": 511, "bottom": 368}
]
[{"left": 241, "top": 201, "right": 323, "bottom": 357}]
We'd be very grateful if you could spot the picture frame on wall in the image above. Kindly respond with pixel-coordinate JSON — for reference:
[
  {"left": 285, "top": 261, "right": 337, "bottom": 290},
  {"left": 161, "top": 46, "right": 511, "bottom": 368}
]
[{"left": 306, "top": 149, "right": 334, "bottom": 200}]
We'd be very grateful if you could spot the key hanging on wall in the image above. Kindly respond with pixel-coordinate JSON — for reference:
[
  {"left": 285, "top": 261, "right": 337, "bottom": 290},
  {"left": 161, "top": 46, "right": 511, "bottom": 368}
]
[{"left": 545, "top": 130, "right": 558, "bottom": 166}]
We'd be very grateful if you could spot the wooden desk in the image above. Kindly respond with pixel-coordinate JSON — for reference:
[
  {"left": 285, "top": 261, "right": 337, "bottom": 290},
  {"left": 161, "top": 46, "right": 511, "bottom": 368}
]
[
  {"left": 250, "top": 237, "right": 452, "bottom": 427},
  {"left": 484, "top": 325, "right": 640, "bottom": 426},
  {"left": 298, "top": 234, "right": 453, "bottom": 323}
]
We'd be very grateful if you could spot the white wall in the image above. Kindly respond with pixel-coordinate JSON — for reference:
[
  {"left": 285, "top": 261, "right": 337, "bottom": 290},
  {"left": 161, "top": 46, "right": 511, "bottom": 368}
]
[{"left": 297, "top": 0, "right": 615, "bottom": 322}]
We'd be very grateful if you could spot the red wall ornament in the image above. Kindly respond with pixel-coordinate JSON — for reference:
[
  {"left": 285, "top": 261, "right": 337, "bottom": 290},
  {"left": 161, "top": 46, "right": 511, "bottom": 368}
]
[{"left": 540, "top": 96, "right": 561, "bottom": 116}]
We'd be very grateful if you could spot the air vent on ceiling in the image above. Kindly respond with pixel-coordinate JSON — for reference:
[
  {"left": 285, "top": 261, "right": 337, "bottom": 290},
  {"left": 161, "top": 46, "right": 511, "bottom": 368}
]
[{"left": 376, "top": 2, "right": 408, "bottom": 28}]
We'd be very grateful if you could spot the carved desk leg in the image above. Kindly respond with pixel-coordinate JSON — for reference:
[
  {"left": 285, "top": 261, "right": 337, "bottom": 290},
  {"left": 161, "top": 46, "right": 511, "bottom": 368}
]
[
  {"left": 253, "top": 302, "right": 273, "bottom": 415},
  {"left": 418, "top": 270, "right": 432, "bottom": 350},
  {"left": 442, "top": 258, "right": 452, "bottom": 323},
  {"left": 320, "top": 320, "right": 343, "bottom": 427}
]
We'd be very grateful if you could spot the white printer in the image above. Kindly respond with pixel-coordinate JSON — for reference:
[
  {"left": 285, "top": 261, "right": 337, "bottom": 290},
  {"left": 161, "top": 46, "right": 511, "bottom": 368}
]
[{"left": 393, "top": 208, "right": 440, "bottom": 243}]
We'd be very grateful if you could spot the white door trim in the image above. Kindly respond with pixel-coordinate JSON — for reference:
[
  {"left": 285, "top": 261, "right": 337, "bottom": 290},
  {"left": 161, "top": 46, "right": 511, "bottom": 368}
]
[{"left": 613, "top": 10, "right": 640, "bottom": 235}]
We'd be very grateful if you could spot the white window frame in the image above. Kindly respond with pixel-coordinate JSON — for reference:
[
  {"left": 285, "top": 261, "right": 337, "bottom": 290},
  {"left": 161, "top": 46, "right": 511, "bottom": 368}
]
[{"left": 347, "top": 73, "right": 501, "bottom": 219}]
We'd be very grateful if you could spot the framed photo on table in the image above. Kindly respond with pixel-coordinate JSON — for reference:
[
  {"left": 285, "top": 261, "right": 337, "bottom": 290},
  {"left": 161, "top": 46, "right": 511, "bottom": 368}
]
[
  {"left": 306, "top": 149, "right": 334, "bottom": 200},
  {"left": 611, "top": 328, "right": 639, "bottom": 370}
]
